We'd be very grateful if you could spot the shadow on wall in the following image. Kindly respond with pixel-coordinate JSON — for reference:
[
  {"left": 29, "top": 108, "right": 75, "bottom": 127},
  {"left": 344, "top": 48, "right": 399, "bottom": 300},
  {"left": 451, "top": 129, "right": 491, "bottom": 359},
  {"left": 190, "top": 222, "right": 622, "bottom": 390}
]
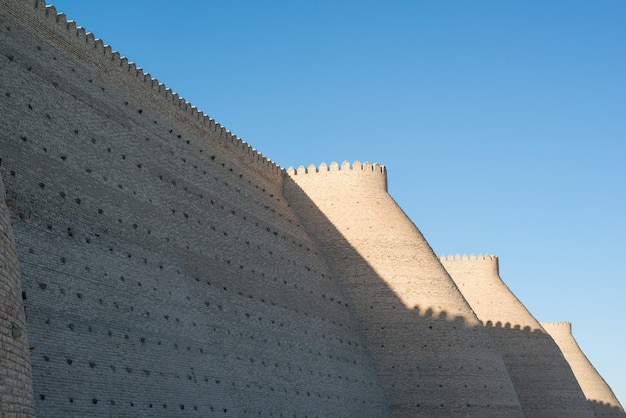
[
  {"left": 482, "top": 323, "right": 625, "bottom": 417},
  {"left": 283, "top": 174, "right": 526, "bottom": 418},
  {"left": 0, "top": 1, "right": 618, "bottom": 415},
  {"left": 589, "top": 400, "right": 626, "bottom": 418},
  {"left": 282, "top": 171, "right": 606, "bottom": 418}
]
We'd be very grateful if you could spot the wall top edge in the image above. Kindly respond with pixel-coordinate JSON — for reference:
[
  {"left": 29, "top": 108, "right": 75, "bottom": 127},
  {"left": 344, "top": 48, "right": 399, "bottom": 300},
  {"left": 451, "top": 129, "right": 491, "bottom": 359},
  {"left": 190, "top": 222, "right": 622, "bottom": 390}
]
[
  {"left": 10, "top": 0, "right": 282, "bottom": 174},
  {"left": 439, "top": 254, "right": 498, "bottom": 262},
  {"left": 541, "top": 321, "right": 572, "bottom": 328},
  {"left": 286, "top": 160, "right": 386, "bottom": 176}
]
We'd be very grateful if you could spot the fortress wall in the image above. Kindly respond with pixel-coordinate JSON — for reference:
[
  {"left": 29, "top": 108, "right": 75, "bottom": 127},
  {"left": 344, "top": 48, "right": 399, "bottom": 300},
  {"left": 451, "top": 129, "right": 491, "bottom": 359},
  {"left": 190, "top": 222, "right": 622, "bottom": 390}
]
[
  {"left": 0, "top": 1, "right": 389, "bottom": 416},
  {"left": 0, "top": 174, "right": 34, "bottom": 417},
  {"left": 440, "top": 255, "right": 538, "bottom": 329},
  {"left": 542, "top": 321, "right": 626, "bottom": 417},
  {"left": 2, "top": 1, "right": 622, "bottom": 417},
  {"left": 285, "top": 162, "right": 523, "bottom": 417},
  {"left": 441, "top": 254, "right": 594, "bottom": 417}
]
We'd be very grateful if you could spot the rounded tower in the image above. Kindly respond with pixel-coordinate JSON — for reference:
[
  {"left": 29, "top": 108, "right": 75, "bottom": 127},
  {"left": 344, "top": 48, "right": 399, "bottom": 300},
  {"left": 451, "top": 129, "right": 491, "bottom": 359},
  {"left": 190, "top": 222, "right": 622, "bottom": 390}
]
[
  {"left": 542, "top": 321, "right": 625, "bottom": 417},
  {"left": 285, "top": 162, "right": 523, "bottom": 417},
  {"left": 441, "top": 254, "right": 594, "bottom": 417}
]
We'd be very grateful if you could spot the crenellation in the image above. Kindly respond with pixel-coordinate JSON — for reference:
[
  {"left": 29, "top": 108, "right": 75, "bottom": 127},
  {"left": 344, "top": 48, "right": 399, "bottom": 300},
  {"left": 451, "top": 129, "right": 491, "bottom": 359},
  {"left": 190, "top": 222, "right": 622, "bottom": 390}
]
[
  {"left": 54, "top": 11, "right": 64, "bottom": 24},
  {"left": 110, "top": 50, "right": 120, "bottom": 63},
  {"left": 0, "top": 0, "right": 622, "bottom": 416},
  {"left": 75, "top": 25, "right": 85, "bottom": 39},
  {"left": 440, "top": 253, "right": 498, "bottom": 262},
  {"left": 542, "top": 320, "right": 572, "bottom": 328},
  {"left": 287, "top": 160, "right": 386, "bottom": 175},
  {"left": 94, "top": 38, "right": 105, "bottom": 54},
  {"left": 287, "top": 160, "right": 388, "bottom": 193},
  {"left": 85, "top": 31, "right": 95, "bottom": 47},
  {"left": 44, "top": 4, "right": 55, "bottom": 17}
]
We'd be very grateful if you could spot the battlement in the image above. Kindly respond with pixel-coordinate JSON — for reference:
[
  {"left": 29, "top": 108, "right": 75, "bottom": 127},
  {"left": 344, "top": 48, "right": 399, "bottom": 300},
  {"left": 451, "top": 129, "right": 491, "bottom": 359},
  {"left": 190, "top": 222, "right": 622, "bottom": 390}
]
[
  {"left": 286, "top": 160, "right": 386, "bottom": 175},
  {"left": 2, "top": 1, "right": 622, "bottom": 416},
  {"left": 286, "top": 160, "right": 388, "bottom": 192},
  {"left": 440, "top": 254, "right": 499, "bottom": 270},
  {"left": 542, "top": 321, "right": 573, "bottom": 332},
  {"left": 440, "top": 253, "right": 498, "bottom": 262},
  {"left": 3, "top": 0, "right": 281, "bottom": 176},
  {"left": 440, "top": 253, "right": 500, "bottom": 280}
]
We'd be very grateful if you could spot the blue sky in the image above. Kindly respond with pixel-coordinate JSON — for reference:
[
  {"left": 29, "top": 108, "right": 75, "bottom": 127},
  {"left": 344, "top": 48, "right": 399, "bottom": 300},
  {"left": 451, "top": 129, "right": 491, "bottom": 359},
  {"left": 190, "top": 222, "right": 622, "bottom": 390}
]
[{"left": 48, "top": 0, "right": 626, "bottom": 404}]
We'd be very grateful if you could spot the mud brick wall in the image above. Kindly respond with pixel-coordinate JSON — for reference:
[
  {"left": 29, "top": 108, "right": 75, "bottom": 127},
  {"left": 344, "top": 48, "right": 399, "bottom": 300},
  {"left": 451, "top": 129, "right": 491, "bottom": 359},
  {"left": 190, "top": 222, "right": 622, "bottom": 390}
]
[
  {"left": 0, "top": 1, "right": 387, "bottom": 416},
  {"left": 1, "top": 1, "right": 624, "bottom": 417},
  {"left": 441, "top": 254, "right": 594, "bottom": 417},
  {"left": 285, "top": 162, "right": 524, "bottom": 417},
  {"left": 1, "top": 173, "right": 34, "bottom": 417}
]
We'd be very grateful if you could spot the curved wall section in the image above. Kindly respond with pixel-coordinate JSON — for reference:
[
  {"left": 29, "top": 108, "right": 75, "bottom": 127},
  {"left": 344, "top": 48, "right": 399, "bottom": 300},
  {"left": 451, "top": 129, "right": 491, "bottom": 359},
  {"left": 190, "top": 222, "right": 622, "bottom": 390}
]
[
  {"left": 0, "top": 174, "right": 34, "bottom": 417},
  {"left": 542, "top": 321, "right": 626, "bottom": 417},
  {"left": 441, "top": 254, "right": 593, "bottom": 417},
  {"left": 287, "top": 160, "right": 387, "bottom": 192},
  {"left": 2, "top": 0, "right": 623, "bottom": 416},
  {"left": 0, "top": 2, "right": 388, "bottom": 416},
  {"left": 285, "top": 163, "right": 523, "bottom": 417}
]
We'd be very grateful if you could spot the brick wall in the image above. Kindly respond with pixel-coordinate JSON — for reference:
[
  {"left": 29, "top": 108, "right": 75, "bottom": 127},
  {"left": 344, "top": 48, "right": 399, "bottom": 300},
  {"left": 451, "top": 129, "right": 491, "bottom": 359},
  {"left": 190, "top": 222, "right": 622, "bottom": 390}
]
[
  {"left": 0, "top": 1, "right": 388, "bottom": 416},
  {"left": 285, "top": 163, "right": 523, "bottom": 417},
  {"left": 543, "top": 321, "right": 625, "bottom": 417},
  {"left": 441, "top": 254, "right": 594, "bottom": 417},
  {"left": 0, "top": 173, "right": 34, "bottom": 417},
  {"left": 1, "top": 1, "right": 623, "bottom": 417}
]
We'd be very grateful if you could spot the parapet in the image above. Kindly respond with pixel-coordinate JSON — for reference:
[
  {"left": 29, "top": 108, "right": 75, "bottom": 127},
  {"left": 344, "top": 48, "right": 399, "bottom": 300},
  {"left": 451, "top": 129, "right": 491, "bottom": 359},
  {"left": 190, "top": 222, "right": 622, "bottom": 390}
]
[
  {"left": 542, "top": 321, "right": 573, "bottom": 332},
  {"left": 287, "top": 160, "right": 386, "bottom": 175},
  {"left": 286, "top": 160, "right": 388, "bottom": 192},
  {"left": 440, "top": 253, "right": 500, "bottom": 275},
  {"left": 440, "top": 253, "right": 498, "bottom": 262},
  {"left": 3, "top": 0, "right": 281, "bottom": 177}
]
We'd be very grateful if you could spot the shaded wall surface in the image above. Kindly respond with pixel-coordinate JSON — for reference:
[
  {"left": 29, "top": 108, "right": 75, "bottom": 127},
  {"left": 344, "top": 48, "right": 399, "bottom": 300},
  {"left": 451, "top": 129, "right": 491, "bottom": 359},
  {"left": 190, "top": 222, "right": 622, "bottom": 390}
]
[
  {"left": 0, "top": 1, "right": 623, "bottom": 417},
  {"left": 542, "top": 322, "right": 626, "bottom": 417},
  {"left": 441, "top": 254, "right": 593, "bottom": 417},
  {"left": 285, "top": 163, "right": 523, "bottom": 418},
  {"left": 0, "top": 1, "right": 388, "bottom": 416},
  {"left": 0, "top": 173, "right": 34, "bottom": 416}
]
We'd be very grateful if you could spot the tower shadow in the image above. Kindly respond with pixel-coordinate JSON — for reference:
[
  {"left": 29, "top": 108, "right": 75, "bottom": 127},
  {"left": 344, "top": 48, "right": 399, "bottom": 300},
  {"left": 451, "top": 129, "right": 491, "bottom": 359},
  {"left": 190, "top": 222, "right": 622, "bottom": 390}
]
[
  {"left": 283, "top": 173, "right": 529, "bottom": 417},
  {"left": 282, "top": 169, "right": 612, "bottom": 417}
]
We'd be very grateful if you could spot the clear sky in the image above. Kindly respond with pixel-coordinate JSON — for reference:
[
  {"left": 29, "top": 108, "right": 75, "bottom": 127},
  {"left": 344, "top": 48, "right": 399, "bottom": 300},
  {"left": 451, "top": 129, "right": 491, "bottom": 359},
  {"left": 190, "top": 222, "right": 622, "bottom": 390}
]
[{"left": 48, "top": 0, "right": 626, "bottom": 405}]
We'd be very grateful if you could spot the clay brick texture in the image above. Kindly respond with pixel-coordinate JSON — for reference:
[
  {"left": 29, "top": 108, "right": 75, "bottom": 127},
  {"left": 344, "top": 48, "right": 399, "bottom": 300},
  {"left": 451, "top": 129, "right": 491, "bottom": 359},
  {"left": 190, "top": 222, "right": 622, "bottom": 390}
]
[
  {"left": 0, "top": 2, "right": 387, "bottom": 416},
  {"left": 0, "top": 1, "right": 623, "bottom": 417},
  {"left": 1, "top": 174, "right": 34, "bottom": 417}
]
